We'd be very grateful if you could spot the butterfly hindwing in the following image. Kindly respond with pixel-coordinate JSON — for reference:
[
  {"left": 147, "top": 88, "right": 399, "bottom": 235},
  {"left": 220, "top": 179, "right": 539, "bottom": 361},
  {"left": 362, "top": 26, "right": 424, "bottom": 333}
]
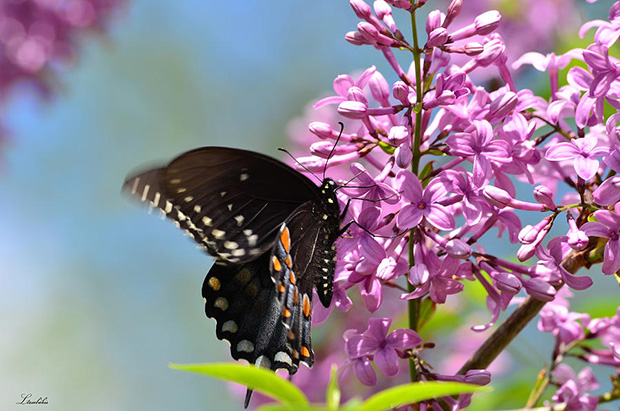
[{"left": 202, "top": 254, "right": 301, "bottom": 373}]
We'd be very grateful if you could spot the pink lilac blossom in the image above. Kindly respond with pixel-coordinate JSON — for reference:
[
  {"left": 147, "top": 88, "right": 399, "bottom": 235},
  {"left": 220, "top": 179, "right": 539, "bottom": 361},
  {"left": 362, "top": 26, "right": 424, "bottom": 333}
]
[
  {"left": 0, "top": 0, "right": 124, "bottom": 145},
  {"left": 281, "top": 0, "right": 620, "bottom": 407}
]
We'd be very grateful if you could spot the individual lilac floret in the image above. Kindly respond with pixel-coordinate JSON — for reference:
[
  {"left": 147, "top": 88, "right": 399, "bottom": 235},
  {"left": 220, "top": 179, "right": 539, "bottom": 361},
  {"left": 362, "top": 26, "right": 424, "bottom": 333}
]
[
  {"left": 551, "top": 364, "right": 600, "bottom": 411},
  {"left": 400, "top": 259, "right": 463, "bottom": 304},
  {"left": 395, "top": 170, "right": 455, "bottom": 231},
  {"left": 346, "top": 318, "right": 421, "bottom": 383},
  {"left": 544, "top": 135, "right": 607, "bottom": 180},
  {"left": 446, "top": 120, "right": 511, "bottom": 187},
  {"left": 566, "top": 214, "right": 589, "bottom": 251},
  {"left": 350, "top": 234, "right": 407, "bottom": 312},
  {"left": 581, "top": 204, "right": 620, "bottom": 275},
  {"left": 422, "top": 71, "right": 470, "bottom": 109},
  {"left": 535, "top": 237, "right": 593, "bottom": 290},
  {"left": 538, "top": 299, "right": 590, "bottom": 345},
  {"left": 313, "top": 66, "right": 376, "bottom": 109}
]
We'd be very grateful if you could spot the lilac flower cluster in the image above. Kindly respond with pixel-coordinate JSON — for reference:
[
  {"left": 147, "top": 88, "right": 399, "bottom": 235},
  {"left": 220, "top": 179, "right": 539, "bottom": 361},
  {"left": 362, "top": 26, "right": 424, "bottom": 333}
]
[
  {"left": 286, "top": 0, "right": 620, "bottom": 408},
  {"left": 0, "top": 0, "right": 124, "bottom": 139},
  {"left": 538, "top": 289, "right": 620, "bottom": 410}
]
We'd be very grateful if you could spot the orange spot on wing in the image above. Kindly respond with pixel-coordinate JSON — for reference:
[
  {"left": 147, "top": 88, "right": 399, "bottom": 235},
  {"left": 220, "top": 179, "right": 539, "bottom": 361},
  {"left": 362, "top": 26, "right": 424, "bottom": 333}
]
[
  {"left": 279, "top": 283, "right": 285, "bottom": 293},
  {"left": 293, "top": 288, "right": 298, "bottom": 304},
  {"left": 289, "top": 331, "right": 295, "bottom": 341},
  {"left": 302, "top": 294, "right": 311, "bottom": 318},
  {"left": 289, "top": 272, "right": 296, "bottom": 285},
  {"left": 285, "top": 255, "right": 292, "bottom": 268},
  {"left": 283, "top": 307, "right": 292, "bottom": 318},
  {"left": 272, "top": 256, "right": 282, "bottom": 272},
  {"left": 280, "top": 227, "right": 291, "bottom": 253},
  {"left": 301, "top": 346, "right": 310, "bottom": 358}
]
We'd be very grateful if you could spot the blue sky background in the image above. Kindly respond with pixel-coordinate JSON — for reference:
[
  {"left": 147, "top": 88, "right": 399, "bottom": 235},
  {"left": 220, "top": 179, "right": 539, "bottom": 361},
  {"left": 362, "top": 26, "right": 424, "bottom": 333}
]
[{"left": 1, "top": 1, "right": 616, "bottom": 410}]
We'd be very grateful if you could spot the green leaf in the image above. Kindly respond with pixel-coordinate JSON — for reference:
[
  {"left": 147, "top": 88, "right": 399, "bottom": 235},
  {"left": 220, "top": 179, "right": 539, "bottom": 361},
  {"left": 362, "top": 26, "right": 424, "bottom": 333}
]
[
  {"left": 417, "top": 297, "right": 437, "bottom": 330},
  {"left": 378, "top": 141, "right": 395, "bottom": 155},
  {"left": 257, "top": 400, "right": 363, "bottom": 411},
  {"left": 418, "top": 161, "right": 435, "bottom": 182},
  {"left": 358, "top": 381, "right": 489, "bottom": 411},
  {"left": 170, "top": 363, "right": 308, "bottom": 406},
  {"left": 326, "top": 365, "right": 341, "bottom": 410}
]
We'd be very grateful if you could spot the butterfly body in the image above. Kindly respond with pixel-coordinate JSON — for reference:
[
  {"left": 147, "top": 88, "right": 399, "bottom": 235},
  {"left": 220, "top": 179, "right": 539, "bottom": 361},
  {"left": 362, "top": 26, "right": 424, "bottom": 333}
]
[{"left": 123, "top": 147, "right": 342, "bottom": 379}]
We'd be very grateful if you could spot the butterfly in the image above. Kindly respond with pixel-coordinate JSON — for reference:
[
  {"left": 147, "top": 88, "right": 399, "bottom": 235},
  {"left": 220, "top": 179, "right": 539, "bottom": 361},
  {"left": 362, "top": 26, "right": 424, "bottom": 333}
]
[{"left": 123, "top": 147, "right": 343, "bottom": 406}]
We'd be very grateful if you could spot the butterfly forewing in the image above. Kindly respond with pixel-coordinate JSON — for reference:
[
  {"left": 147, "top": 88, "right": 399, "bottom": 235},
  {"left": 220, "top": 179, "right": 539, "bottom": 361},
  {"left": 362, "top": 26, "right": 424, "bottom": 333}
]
[{"left": 123, "top": 147, "right": 322, "bottom": 263}]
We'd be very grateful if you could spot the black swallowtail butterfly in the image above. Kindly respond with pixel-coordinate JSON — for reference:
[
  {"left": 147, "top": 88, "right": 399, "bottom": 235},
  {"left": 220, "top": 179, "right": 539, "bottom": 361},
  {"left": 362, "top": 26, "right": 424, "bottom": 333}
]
[{"left": 123, "top": 147, "right": 343, "bottom": 406}]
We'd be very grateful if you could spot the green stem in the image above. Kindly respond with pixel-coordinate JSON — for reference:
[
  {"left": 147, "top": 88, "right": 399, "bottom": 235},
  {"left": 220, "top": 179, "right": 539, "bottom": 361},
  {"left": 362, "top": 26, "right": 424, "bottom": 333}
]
[{"left": 408, "top": 0, "right": 423, "bottom": 383}]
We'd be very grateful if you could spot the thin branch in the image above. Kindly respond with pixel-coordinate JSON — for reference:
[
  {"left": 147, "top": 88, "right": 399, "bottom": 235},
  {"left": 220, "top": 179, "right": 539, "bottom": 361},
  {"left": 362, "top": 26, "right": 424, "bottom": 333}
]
[{"left": 457, "top": 247, "right": 596, "bottom": 375}]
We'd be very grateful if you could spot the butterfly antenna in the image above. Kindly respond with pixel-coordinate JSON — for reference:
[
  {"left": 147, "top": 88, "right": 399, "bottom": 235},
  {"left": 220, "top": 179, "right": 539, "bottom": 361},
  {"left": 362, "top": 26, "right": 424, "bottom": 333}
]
[
  {"left": 335, "top": 169, "right": 365, "bottom": 192},
  {"left": 322, "top": 121, "right": 345, "bottom": 181},
  {"left": 277, "top": 148, "right": 322, "bottom": 183}
]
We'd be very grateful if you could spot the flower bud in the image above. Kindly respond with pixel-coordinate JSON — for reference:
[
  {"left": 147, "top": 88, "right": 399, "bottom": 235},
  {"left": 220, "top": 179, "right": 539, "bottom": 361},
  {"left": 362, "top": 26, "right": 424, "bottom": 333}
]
[
  {"left": 533, "top": 185, "right": 556, "bottom": 210},
  {"left": 350, "top": 0, "right": 372, "bottom": 19},
  {"left": 567, "top": 229, "right": 589, "bottom": 250},
  {"left": 392, "top": 81, "right": 410, "bottom": 105},
  {"left": 347, "top": 86, "right": 368, "bottom": 104},
  {"left": 483, "top": 185, "right": 513, "bottom": 208},
  {"left": 309, "top": 122, "right": 333, "bottom": 139},
  {"left": 519, "top": 217, "right": 550, "bottom": 244},
  {"left": 443, "top": 0, "right": 463, "bottom": 29},
  {"left": 464, "top": 369, "right": 491, "bottom": 385},
  {"left": 395, "top": 145, "right": 412, "bottom": 168},
  {"left": 387, "top": 125, "right": 408, "bottom": 145},
  {"left": 408, "top": 264, "right": 430, "bottom": 287},
  {"left": 384, "top": 0, "right": 411, "bottom": 10},
  {"left": 357, "top": 22, "right": 380, "bottom": 44},
  {"left": 494, "top": 271, "right": 522, "bottom": 294},
  {"left": 426, "top": 10, "right": 444, "bottom": 34},
  {"left": 474, "top": 10, "right": 501, "bottom": 35},
  {"left": 369, "top": 71, "right": 390, "bottom": 105},
  {"left": 489, "top": 91, "right": 518, "bottom": 120},
  {"left": 523, "top": 278, "right": 556, "bottom": 302},
  {"left": 338, "top": 101, "right": 368, "bottom": 119},
  {"left": 464, "top": 42, "right": 484, "bottom": 56},
  {"left": 445, "top": 238, "right": 472, "bottom": 259},
  {"left": 346, "top": 30, "right": 368, "bottom": 46},
  {"left": 517, "top": 243, "right": 536, "bottom": 262},
  {"left": 475, "top": 38, "right": 506, "bottom": 67},
  {"left": 427, "top": 27, "right": 448, "bottom": 48},
  {"left": 373, "top": 0, "right": 392, "bottom": 19}
]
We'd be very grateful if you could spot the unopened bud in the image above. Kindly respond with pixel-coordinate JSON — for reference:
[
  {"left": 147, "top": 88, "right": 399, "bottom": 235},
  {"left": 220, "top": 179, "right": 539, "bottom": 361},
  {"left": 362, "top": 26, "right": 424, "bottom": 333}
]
[
  {"left": 494, "top": 272, "right": 521, "bottom": 294},
  {"left": 309, "top": 122, "right": 333, "bottom": 139},
  {"left": 523, "top": 278, "right": 556, "bottom": 302},
  {"left": 533, "top": 185, "right": 556, "bottom": 210},
  {"left": 443, "top": 0, "right": 463, "bottom": 29},
  {"left": 483, "top": 185, "right": 513, "bottom": 208},
  {"left": 475, "top": 10, "right": 501, "bottom": 35},
  {"left": 350, "top": 0, "right": 372, "bottom": 19},
  {"left": 392, "top": 81, "right": 410, "bottom": 105},
  {"left": 345, "top": 30, "right": 368, "bottom": 46},
  {"left": 427, "top": 27, "right": 448, "bottom": 48},
  {"left": 445, "top": 238, "right": 472, "bottom": 259},
  {"left": 338, "top": 101, "right": 368, "bottom": 119},
  {"left": 464, "top": 369, "right": 491, "bottom": 385}
]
